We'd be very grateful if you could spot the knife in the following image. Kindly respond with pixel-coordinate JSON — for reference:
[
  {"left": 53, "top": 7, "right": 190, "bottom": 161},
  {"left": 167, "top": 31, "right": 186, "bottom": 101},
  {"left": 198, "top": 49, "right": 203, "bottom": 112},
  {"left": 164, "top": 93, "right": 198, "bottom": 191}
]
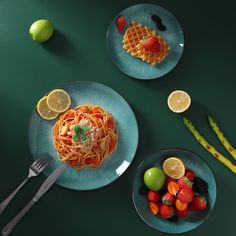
[{"left": 1, "top": 164, "right": 67, "bottom": 236}]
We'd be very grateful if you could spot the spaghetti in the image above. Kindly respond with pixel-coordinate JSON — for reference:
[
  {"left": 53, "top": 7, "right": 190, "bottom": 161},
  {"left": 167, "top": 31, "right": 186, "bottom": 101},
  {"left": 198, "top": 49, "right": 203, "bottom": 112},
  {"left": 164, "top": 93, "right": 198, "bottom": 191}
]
[{"left": 52, "top": 104, "right": 118, "bottom": 169}]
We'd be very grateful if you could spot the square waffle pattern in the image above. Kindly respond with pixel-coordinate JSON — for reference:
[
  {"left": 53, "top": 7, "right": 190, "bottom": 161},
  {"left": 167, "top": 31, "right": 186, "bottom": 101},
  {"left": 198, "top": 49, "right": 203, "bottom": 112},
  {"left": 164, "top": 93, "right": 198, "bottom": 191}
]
[{"left": 123, "top": 21, "right": 170, "bottom": 65}]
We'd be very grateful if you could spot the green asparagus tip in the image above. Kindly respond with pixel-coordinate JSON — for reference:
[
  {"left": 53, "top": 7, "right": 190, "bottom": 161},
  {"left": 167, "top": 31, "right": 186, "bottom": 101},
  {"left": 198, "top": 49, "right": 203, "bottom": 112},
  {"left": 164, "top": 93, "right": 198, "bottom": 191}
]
[
  {"left": 208, "top": 115, "right": 215, "bottom": 123},
  {"left": 182, "top": 116, "right": 189, "bottom": 124}
]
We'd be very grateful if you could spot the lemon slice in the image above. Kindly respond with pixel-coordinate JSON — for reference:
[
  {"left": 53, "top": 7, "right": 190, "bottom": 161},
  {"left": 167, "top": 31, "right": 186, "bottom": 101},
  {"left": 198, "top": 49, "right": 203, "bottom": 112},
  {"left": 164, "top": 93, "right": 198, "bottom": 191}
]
[
  {"left": 46, "top": 89, "right": 71, "bottom": 113},
  {"left": 162, "top": 157, "right": 185, "bottom": 179},
  {"left": 167, "top": 90, "right": 191, "bottom": 113},
  {"left": 36, "top": 96, "right": 59, "bottom": 120}
]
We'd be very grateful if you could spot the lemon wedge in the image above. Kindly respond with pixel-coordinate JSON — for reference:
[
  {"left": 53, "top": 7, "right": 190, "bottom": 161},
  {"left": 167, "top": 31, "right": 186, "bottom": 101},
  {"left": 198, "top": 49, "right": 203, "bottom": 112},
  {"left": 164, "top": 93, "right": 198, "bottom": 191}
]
[
  {"left": 162, "top": 157, "right": 185, "bottom": 179},
  {"left": 46, "top": 89, "right": 71, "bottom": 113},
  {"left": 167, "top": 90, "right": 191, "bottom": 113},
  {"left": 36, "top": 96, "right": 59, "bottom": 120}
]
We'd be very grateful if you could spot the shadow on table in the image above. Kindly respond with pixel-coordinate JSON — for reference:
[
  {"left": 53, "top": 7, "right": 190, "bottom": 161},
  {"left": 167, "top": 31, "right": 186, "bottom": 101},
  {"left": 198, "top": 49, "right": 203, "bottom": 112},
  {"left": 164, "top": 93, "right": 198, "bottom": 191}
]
[
  {"left": 42, "top": 30, "right": 77, "bottom": 60},
  {"left": 180, "top": 100, "right": 215, "bottom": 129}
]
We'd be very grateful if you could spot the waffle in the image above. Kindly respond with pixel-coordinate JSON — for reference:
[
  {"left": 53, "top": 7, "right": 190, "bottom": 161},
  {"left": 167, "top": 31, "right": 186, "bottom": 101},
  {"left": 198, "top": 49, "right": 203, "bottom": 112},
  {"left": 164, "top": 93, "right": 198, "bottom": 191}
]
[
  {"left": 137, "top": 35, "right": 170, "bottom": 65},
  {"left": 123, "top": 21, "right": 156, "bottom": 58},
  {"left": 123, "top": 21, "right": 170, "bottom": 65}
]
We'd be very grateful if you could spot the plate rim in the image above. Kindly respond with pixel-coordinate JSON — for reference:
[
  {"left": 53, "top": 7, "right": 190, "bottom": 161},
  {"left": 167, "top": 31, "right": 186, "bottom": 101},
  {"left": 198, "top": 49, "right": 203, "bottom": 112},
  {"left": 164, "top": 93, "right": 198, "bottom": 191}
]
[
  {"left": 106, "top": 3, "right": 185, "bottom": 80},
  {"left": 28, "top": 80, "right": 139, "bottom": 190},
  {"left": 132, "top": 147, "right": 217, "bottom": 233}
]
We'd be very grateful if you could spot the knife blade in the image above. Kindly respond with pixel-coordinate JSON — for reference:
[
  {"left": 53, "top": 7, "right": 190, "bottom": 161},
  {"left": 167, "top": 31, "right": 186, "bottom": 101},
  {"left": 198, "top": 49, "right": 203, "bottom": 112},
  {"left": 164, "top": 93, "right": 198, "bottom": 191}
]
[
  {"left": 34, "top": 164, "right": 67, "bottom": 201},
  {"left": 1, "top": 164, "right": 68, "bottom": 236}
]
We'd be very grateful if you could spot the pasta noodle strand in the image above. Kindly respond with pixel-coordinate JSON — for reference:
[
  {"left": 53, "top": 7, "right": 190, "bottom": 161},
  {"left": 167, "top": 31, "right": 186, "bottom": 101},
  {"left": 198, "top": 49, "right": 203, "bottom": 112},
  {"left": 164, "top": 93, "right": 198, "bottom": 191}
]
[{"left": 52, "top": 104, "right": 118, "bottom": 169}]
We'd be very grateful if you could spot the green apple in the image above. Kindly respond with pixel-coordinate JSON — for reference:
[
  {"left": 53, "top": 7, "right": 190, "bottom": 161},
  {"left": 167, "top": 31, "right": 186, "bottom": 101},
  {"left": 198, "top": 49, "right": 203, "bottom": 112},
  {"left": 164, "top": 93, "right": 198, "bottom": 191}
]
[
  {"left": 29, "top": 19, "right": 54, "bottom": 42},
  {"left": 143, "top": 167, "right": 166, "bottom": 191}
]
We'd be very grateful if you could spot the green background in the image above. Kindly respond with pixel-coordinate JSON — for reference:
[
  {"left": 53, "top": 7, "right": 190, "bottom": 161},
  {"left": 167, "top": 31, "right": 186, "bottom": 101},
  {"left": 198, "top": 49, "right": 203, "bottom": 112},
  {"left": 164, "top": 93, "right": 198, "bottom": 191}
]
[{"left": 0, "top": 0, "right": 235, "bottom": 235}]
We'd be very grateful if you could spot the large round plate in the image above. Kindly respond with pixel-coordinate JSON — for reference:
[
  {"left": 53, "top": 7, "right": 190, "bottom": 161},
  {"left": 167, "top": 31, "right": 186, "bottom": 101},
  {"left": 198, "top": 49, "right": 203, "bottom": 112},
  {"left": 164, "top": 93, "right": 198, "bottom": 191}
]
[
  {"left": 132, "top": 148, "right": 217, "bottom": 233},
  {"left": 107, "top": 4, "right": 184, "bottom": 80},
  {"left": 29, "top": 81, "right": 138, "bottom": 190}
]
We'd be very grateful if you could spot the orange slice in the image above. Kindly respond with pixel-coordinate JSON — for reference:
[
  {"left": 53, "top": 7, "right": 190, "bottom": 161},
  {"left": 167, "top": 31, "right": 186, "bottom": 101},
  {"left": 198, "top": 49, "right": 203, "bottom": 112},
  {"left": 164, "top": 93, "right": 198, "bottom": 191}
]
[
  {"left": 36, "top": 96, "right": 59, "bottom": 120},
  {"left": 175, "top": 199, "right": 188, "bottom": 211},
  {"left": 46, "top": 89, "right": 71, "bottom": 113},
  {"left": 162, "top": 157, "right": 185, "bottom": 179},
  {"left": 148, "top": 202, "right": 159, "bottom": 215},
  {"left": 167, "top": 90, "right": 191, "bottom": 113},
  {"left": 167, "top": 181, "right": 180, "bottom": 196}
]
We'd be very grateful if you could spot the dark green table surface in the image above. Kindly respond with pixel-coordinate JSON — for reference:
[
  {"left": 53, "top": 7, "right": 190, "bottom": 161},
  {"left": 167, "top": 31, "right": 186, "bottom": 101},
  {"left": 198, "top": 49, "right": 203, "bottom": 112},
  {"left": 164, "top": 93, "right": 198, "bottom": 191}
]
[{"left": 0, "top": 0, "right": 235, "bottom": 235}]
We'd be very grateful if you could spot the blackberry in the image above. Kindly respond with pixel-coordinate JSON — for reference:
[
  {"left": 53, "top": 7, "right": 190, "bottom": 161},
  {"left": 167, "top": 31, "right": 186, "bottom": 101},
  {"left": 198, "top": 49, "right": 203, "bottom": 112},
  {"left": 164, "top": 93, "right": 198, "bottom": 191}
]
[
  {"left": 157, "top": 23, "right": 167, "bottom": 31},
  {"left": 193, "top": 177, "right": 208, "bottom": 194},
  {"left": 167, "top": 215, "right": 179, "bottom": 222},
  {"left": 151, "top": 15, "right": 167, "bottom": 31},
  {"left": 159, "top": 186, "right": 167, "bottom": 196},
  {"left": 151, "top": 15, "right": 162, "bottom": 24},
  {"left": 139, "top": 186, "right": 149, "bottom": 195}
]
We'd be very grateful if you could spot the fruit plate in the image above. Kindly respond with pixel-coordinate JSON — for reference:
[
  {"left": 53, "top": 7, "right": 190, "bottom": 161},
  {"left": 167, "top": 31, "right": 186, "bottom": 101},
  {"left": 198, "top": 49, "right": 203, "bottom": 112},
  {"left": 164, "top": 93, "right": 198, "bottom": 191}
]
[
  {"left": 106, "top": 3, "right": 184, "bottom": 80},
  {"left": 28, "top": 81, "right": 139, "bottom": 190},
  {"left": 132, "top": 148, "right": 217, "bottom": 233}
]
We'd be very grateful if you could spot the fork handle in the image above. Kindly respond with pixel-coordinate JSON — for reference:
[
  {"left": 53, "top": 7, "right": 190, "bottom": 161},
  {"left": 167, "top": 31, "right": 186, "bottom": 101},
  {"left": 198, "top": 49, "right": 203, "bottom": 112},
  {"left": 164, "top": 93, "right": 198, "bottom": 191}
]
[
  {"left": 0, "top": 177, "right": 29, "bottom": 215},
  {"left": 1, "top": 198, "right": 36, "bottom": 236}
]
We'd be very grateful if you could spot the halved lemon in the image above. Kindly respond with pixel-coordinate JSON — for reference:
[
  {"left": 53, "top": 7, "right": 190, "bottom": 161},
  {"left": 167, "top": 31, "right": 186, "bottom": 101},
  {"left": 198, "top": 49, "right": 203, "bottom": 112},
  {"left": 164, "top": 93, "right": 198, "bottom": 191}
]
[
  {"left": 46, "top": 89, "right": 71, "bottom": 113},
  {"left": 167, "top": 90, "right": 191, "bottom": 113},
  {"left": 162, "top": 157, "right": 185, "bottom": 179},
  {"left": 36, "top": 96, "right": 59, "bottom": 120}
]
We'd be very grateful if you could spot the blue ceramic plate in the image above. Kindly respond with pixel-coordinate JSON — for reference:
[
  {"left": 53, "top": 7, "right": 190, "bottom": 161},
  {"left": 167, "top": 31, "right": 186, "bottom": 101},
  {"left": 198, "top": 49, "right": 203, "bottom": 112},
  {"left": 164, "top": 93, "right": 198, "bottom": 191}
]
[
  {"left": 29, "top": 81, "right": 138, "bottom": 190},
  {"left": 106, "top": 4, "right": 184, "bottom": 80},
  {"left": 132, "top": 148, "right": 216, "bottom": 233}
]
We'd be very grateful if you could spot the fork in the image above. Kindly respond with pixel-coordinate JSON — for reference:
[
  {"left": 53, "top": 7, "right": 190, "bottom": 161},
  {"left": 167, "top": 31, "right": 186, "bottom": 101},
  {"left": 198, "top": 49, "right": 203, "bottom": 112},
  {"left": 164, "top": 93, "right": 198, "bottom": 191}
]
[{"left": 0, "top": 153, "right": 51, "bottom": 215}]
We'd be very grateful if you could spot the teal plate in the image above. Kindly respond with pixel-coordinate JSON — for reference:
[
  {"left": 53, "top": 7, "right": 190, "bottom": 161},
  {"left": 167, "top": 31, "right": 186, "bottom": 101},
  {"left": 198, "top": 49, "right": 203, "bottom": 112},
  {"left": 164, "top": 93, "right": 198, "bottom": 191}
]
[
  {"left": 132, "top": 148, "right": 217, "bottom": 233},
  {"left": 29, "top": 81, "right": 138, "bottom": 190},
  {"left": 106, "top": 4, "right": 184, "bottom": 80}
]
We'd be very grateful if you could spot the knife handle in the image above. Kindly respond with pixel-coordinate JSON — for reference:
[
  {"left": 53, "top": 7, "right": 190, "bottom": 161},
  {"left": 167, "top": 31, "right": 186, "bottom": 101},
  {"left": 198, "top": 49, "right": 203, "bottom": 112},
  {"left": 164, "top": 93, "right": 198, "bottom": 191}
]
[
  {"left": 1, "top": 198, "right": 36, "bottom": 236},
  {"left": 0, "top": 177, "right": 29, "bottom": 216}
]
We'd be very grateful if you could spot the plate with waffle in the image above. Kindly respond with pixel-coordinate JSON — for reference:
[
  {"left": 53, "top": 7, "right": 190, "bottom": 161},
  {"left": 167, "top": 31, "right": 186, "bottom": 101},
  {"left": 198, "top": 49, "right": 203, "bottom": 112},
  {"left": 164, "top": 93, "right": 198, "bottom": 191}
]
[{"left": 106, "top": 4, "right": 184, "bottom": 80}]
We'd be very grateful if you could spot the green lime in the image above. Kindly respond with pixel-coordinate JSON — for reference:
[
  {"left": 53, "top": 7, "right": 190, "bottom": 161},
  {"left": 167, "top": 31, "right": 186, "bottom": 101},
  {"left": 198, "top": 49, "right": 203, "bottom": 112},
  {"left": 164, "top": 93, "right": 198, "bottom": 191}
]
[
  {"left": 144, "top": 167, "right": 166, "bottom": 191},
  {"left": 29, "top": 19, "right": 54, "bottom": 43}
]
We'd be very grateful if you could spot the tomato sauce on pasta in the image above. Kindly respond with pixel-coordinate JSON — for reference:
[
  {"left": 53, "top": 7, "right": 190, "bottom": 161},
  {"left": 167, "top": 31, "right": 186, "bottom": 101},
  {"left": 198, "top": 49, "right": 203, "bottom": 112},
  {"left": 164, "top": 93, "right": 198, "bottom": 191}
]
[{"left": 52, "top": 104, "right": 118, "bottom": 169}]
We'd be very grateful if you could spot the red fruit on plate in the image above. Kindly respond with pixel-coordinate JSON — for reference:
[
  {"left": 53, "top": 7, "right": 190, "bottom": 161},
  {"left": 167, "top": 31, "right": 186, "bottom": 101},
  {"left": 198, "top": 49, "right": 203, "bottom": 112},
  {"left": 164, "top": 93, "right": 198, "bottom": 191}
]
[
  {"left": 177, "top": 188, "right": 194, "bottom": 203},
  {"left": 178, "top": 176, "right": 193, "bottom": 190},
  {"left": 167, "top": 181, "right": 180, "bottom": 196},
  {"left": 159, "top": 203, "right": 175, "bottom": 219},
  {"left": 185, "top": 169, "right": 196, "bottom": 181},
  {"left": 162, "top": 192, "right": 176, "bottom": 206},
  {"left": 189, "top": 196, "right": 207, "bottom": 210},
  {"left": 148, "top": 202, "right": 159, "bottom": 215},
  {"left": 116, "top": 16, "right": 126, "bottom": 34},
  {"left": 176, "top": 208, "right": 189, "bottom": 217},
  {"left": 140, "top": 36, "right": 160, "bottom": 53},
  {"left": 147, "top": 191, "right": 160, "bottom": 203},
  {"left": 165, "top": 177, "right": 176, "bottom": 187}
]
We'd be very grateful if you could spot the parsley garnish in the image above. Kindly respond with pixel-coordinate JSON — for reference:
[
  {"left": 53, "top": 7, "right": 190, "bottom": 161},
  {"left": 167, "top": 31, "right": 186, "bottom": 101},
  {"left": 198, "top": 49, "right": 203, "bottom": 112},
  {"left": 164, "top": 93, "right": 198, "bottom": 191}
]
[{"left": 73, "top": 125, "right": 89, "bottom": 143}]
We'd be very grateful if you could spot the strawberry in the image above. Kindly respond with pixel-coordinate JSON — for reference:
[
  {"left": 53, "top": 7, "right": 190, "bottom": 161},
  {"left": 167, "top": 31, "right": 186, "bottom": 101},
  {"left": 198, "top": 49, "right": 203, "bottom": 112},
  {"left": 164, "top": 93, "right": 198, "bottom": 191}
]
[
  {"left": 140, "top": 36, "right": 160, "bottom": 53},
  {"left": 177, "top": 176, "right": 193, "bottom": 190},
  {"left": 189, "top": 196, "right": 207, "bottom": 210},
  {"left": 147, "top": 191, "right": 160, "bottom": 203},
  {"left": 162, "top": 192, "right": 175, "bottom": 206},
  {"left": 177, "top": 188, "right": 194, "bottom": 203},
  {"left": 185, "top": 169, "right": 196, "bottom": 181},
  {"left": 149, "top": 202, "right": 159, "bottom": 215},
  {"left": 176, "top": 208, "right": 189, "bottom": 217},
  {"left": 159, "top": 203, "right": 175, "bottom": 219},
  {"left": 116, "top": 16, "right": 126, "bottom": 34}
]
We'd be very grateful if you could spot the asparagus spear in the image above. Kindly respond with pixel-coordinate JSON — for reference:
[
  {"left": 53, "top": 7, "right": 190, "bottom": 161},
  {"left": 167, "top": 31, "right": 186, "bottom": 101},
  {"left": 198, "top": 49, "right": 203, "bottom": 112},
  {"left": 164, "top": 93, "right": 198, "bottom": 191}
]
[
  {"left": 183, "top": 116, "right": 236, "bottom": 174},
  {"left": 208, "top": 115, "right": 236, "bottom": 160}
]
